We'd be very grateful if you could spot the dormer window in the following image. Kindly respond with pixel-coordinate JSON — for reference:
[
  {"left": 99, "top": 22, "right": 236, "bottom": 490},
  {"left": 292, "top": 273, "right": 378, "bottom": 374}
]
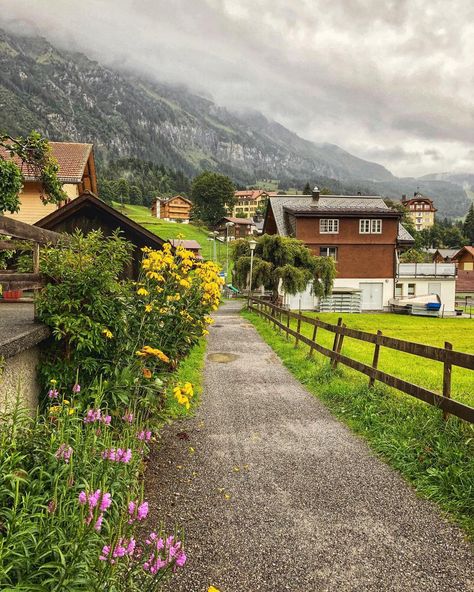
[
  {"left": 320, "top": 219, "right": 339, "bottom": 234},
  {"left": 360, "top": 219, "right": 382, "bottom": 234}
]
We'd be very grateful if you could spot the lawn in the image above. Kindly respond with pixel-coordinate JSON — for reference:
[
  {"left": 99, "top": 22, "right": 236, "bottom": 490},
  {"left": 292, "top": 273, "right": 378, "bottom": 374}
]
[
  {"left": 243, "top": 309, "right": 474, "bottom": 539},
  {"left": 113, "top": 202, "right": 230, "bottom": 269},
  {"left": 288, "top": 312, "right": 474, "bottom": 407}
]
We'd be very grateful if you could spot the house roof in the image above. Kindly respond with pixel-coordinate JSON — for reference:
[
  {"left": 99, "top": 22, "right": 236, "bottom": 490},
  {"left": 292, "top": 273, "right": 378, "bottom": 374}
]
[
  {"left": 169, "top": 239, "right": 201, "bottom": 250},
  {"left": 432, "top": 248, "right": 459, "bottom": 259},
  {"left": 35, "top": 191, "right": 166, "bottom": 249},
  {"left": 0, "top": 141, "right": 93, "bottom": 183},
  {"left": 456, "top": 270, "right": 474, "bottom": 292},
  {"left": 452, "top": 245, "right": 474, "bottom": 261},
  {"left": 220, "top": 216, "right": 255, "bottom": 225},
  {"left": 156, "top": 195, "right": 192, "bottom": 205},
  {"left": 265, "top": 194, "right": 400, "bottom": 237},
  {"left": 234, "top": 190, "right": 276, "bottom": 201},
  {"left": 397, "top": 223, "right": 415, "bottom": 244}
]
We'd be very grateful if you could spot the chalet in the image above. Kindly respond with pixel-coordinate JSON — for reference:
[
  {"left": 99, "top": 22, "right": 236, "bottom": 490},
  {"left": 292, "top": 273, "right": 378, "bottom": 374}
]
[
  {"left": 168, "top": 239, "right": 202, "bottom": 259},
  {"left": 431, "top": 248, "right": 458, "bottom": 263},
  {"left": 402, "top": 192, "right": 436, "bottom": 231},
  {"left": 36, "top": 192, "right": 166, "bottom": 279},
  {"left": 2, "top": 142, "right": 98, "bottom": 225},
  {"left": 232, "top": 190, "right": 276, "bottom": 218},
  {"left": 452, "top": 245, "right": 474, "bottom": 271},
  {"left": 264, "top": 188, "right": 418, "bottom": 311},
  {"left": 215, "top": 216, "right": 256, "bottom": 239},
  {"left": 151, "top": 195, "right": 192, "bottom": 222}
]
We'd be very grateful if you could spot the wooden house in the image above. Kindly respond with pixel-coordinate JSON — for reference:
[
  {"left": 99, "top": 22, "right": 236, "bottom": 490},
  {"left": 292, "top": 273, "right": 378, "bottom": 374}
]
[
  {"left": 36, "top": 192, "right": 166, "bottom": 278},
  {"left": 2, "top": 142, "right": 98, "bottom": 225},
  {"left": 151, "top": 195, "right": 192, "bottom": 222},
  {"left": 215, "top": 216, "right": 256, "bottom": 239},
  {"left": 452, "top": 245, "right": 474, "bottom": 271}
]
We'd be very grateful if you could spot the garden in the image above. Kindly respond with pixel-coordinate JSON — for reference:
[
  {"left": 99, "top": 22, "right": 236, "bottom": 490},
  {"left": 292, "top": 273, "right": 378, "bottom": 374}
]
[{"left": 0, "top": 231, "right": 223, "bottom": 590}]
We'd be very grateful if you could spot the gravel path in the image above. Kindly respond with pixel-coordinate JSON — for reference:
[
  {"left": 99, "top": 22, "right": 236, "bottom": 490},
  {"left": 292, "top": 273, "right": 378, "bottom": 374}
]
[{"left": 146, "top": 300, "right": 473, "bottom": 592}]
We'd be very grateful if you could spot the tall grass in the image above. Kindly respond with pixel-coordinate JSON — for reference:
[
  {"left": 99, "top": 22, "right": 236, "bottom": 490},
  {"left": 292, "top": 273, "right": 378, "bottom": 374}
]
[{"left": 243, "top": 309, "right": 474, "bottom": 540}]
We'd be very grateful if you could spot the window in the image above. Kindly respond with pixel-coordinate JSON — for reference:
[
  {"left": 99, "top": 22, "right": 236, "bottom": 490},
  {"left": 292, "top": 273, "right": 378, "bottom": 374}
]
[
  {"left": 359, "top": 219, "right": 382, "bottom": 234},
  {"left": 407, "top": 283, "right": 416, "bottom": 296},
  {"left": 319, "top": 219, "right": 339, "bottom": 234},
  {"left": 395, "top": 283, "right": 403, "bottom": 297},
  {"left": 319, "top": 246, "right": 338, "bottom": 260}
]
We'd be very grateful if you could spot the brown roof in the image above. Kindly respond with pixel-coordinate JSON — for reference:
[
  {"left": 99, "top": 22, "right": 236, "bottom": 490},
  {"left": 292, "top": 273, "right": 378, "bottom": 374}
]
[
  {"left": 452, "top": 246, "right": 474, "bottom": 260},
  {"left": 169, "top": 239, "right": 201, "bottom": 250},
  {"left": 221, "top": 217, "right": 254, "bottom": 225},
  {"left": 456, "top": 270, "right": 474, "bottom": 292},
  {"left": 156, "top": 195, "right": 192, "bottom": 205},
  {"left": 0, "top": 141, "right": 93, "bottom": 183}
]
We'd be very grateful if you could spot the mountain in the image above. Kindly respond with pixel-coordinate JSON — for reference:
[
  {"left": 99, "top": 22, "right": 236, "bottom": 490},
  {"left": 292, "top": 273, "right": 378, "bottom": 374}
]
[{"left": 0, "top": 28, "right": 470, "bottom": 218}]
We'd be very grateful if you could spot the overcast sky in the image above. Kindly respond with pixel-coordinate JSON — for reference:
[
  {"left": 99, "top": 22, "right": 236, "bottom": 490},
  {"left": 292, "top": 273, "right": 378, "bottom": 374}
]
[{"left": 3, "top": 0, "right": 474, "bottom": 177}]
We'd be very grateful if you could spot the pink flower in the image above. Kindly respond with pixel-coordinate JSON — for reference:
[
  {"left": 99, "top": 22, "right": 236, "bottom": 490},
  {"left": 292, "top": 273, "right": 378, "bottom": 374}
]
[
  {"left": 128, "top": 501, "right": 136, "bottom": 516},
  {"left": 122, "top": 449, "right": 132, "bottom": 463},
  {"left": 138, "top": 430, "right": 152, "bottom": 442},
  {"left": 137, "top": 501, "right": 149, "bottom": 520},
  {"left": 47, "top": 500, "right": 57, "bottom": 514},
  {"left": 175, "top": 550, "right": 187, "bottom": 567},
  {"left": 99, "top": 545, "right": 110, "bottom": 561},
  {"left": 102, "top": 415, "right": 111, "bottom": 426},
  {"left": 88, "top": 489, "right": 101, "bottom": 509},
  {"left": 122, "top": 411, "right": 134, "bottom": 423},
  {"left": 102, "top": 447, "right": 132, "bottom": 463},
  {"left": 72, "top": 383, "right": 81, "bottom": 393},
  {"left": 55, "top": 443, "right": 73, "bottom": 463},
  {"left": 48, "top": 388, "right": 59, "bottom": 399},
  {"left": 100, "top": 492, "right": 112, "bottom": 512},
  {"left": 94, "top": 513, "right": 104, "bottom": 531},
  {"left": 78, "top": 491, "right": 87, "bottom": 505}
]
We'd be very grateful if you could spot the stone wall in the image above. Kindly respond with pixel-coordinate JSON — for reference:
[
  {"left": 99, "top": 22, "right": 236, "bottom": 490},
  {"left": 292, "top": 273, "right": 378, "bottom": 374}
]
[{"left": 0, "top": 346, "right": 41, "bottom": 415}]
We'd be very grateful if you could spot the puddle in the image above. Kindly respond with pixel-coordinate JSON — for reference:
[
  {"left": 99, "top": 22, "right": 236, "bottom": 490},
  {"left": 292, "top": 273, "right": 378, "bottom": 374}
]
[{"left": 207, "top": 352, "right": 239, "bottom": 363}]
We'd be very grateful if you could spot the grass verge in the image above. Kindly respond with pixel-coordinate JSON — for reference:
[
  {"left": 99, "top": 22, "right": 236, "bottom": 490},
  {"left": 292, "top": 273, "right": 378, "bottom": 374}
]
[
  {"left": 242, "top": 309, "right": 474, "bottom": 540},
  {"left": 163, "top": 337, "right": 207, "bottom": 418}
]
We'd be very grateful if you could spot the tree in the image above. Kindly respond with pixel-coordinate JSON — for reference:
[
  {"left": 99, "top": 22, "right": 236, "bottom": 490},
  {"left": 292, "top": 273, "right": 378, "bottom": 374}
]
[
  {"left": 464, "top": 203, "right": 474, "bottom": 243},
  {"left": 399, "top": 249, "right": 426, "bottom": 263},
  {"left": 232, "top": 234, "right": 336, "bottom": 301},
  {"left": 0, "top": 131, "right": 65, "bottom": 214},
  {"left": 191, "top": 171, "right": 235, "bottom": 226},
  {"left": 303, "top": 182, "right": 312, "bottom": 195}
]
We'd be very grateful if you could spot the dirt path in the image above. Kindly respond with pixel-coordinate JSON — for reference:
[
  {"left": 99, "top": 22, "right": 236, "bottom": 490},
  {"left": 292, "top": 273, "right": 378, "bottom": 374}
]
[{"left": 147, "top": 300, "right": 473, "bottom": 592}]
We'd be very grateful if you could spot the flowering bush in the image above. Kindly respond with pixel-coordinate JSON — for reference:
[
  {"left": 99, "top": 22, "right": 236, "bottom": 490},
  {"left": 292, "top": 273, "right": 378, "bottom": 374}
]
[{"left": 0, "top": 380, "right": 186, "bottom": 591}]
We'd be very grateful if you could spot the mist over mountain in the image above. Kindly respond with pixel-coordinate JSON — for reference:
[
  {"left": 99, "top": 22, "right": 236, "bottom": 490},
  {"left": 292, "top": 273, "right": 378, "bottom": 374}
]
[{"left": 0, "top": 29, "right": 470, "bottom": 219}]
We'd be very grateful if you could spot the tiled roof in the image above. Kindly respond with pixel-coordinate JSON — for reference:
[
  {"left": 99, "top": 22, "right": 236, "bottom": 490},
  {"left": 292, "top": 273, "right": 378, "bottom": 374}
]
[
  {"left": 433, "top": 248, "right": 458, "bottom": 259},
  {"left": 222, "top": 217, "right": 254, "bottom": 225},
  {"left": 0, "top": 141, "right": 93, "bottom": 183},
  {"left": 267, "top": 194, "right": 396, "bottom": 236},
  {"left": 456, "top": 270, "right": 474, "bottom": 292},
  {"left": 157, "top": 195, "right": 192, "bottom": 205},
  {"left": 169, "top": 239, "right": 201, "bottom": 250},
  {"left": 397, "top": 223, "right": 415, "bottom": 243},
  {"left": 453, "top": 245, "right": 474, "bottom": 260},
  {"left": 234, "top": 190, "right": 276, "bottom": 201}
]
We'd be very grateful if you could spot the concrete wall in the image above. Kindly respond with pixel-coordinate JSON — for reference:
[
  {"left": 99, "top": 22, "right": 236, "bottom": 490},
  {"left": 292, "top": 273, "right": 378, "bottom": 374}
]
[
  {"left": 0, "top": 346, "right": 40, "bottom": 415},
  {"left": 396, "top": 279, "right": 457, "bottom": 312}
]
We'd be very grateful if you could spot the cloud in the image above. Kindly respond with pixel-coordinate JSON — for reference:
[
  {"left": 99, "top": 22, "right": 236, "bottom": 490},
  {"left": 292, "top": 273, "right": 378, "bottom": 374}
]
[{"left": 1, "top": 0, "right": 474, "bottom": 177}]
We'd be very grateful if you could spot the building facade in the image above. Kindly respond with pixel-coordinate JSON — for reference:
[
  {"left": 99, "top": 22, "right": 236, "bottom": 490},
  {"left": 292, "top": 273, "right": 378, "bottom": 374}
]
[
  {"left": 452, "top": 245, "right": 474, "bottom": 271},
  {"left": 402, "top": 192, "right": 436, "bottom": 231},
  {"left": 264, "top": 189, "right": 417, "bottom": 311},
  {"left": 151, "top": 195, "right": 192, "bottom": 222},
  {"left": 2, "top": 142, "right": 98, "bottom": 225},
  {"left": 215, "top": 216, "right": 255, "bottom": 239},
  {"left": 232, "top": 190, "right": 275, "bottom": 218}
]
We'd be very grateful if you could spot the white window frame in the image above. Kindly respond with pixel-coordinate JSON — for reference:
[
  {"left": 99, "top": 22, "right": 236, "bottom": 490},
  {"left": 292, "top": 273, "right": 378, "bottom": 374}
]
[
  {"left": 319, "top": 219, "right": 339, "bottom": 234},
  {"left": 359, "top": 219, "right": 382, "bottom": 234},
  {"left": 319, "top": 246, "right": 338, "bottom": 261}
]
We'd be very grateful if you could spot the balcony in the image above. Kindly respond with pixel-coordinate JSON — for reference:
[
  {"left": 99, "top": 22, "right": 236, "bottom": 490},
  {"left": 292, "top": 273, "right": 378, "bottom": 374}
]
[{"left": 397, "top": 263, "right": 457, "bottom": 278}]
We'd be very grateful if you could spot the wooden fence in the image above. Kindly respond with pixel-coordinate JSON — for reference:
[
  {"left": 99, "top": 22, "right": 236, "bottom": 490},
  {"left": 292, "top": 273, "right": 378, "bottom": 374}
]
[
  {"left": 0, "top": 216, "right": 64, "bottom": 300},
  {"left": 248, "top": 297, "right": 474, "bottom": 424}
]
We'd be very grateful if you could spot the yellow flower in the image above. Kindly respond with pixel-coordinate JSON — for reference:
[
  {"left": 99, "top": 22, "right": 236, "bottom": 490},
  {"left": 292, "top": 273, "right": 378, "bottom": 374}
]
[
  {"left": 63, "top": 399, "right": 70, "bottom": 405},
  {"left": 50, "top": 379, "right": 57, "bottom": 385},
  {"left": 102, "top": 328, "right": 113, "bottom": 339},
  {"left": 208, "top": 587, "right": 221, "bottom": 592},
  {"left": 49, "top": 406, "right": 61, "bottom": 415},
  {"left": 145, "top": 304, "right": 153, "bottom": 313},
  {"left": 136, "top": 346, "right": 170, "bottom": 364},
  {"left": 137, "top": 287, "right": 149, "bottom": 296},
  {"left": 68, "top": 408, "right": 76, "bottom": 415}
]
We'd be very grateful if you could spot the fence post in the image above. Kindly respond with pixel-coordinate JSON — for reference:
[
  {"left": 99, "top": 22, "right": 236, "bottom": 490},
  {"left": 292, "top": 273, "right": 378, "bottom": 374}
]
[
  {"left": 308, "top": 321, "right": 318, "bottom": 357},
  {"left": 286, "top": 309, "right": 290, "bottom": 340},
  {"left": 331, "top": 318, "right": 343, "bottom": 369},
  {"left": 333, "top": 322, "right": 346, "bottom": 369},
  {"left": 294, "top": 311, "right": 302, "bottom": 348},
  {"left": 369, "top": 330, "right": 382, "bottom": 387},
  {"left": 443, "top": 341, "right": 452, "bottom": 421}
]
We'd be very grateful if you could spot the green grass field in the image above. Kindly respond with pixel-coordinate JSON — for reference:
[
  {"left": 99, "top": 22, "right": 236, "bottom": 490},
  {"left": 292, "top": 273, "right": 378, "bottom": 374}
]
[
  {"left": 113, "top": 203, "right": 230, "bottom": 269},
  {"left": 289, "top": 312, "right": 474, "bottom": 407},
  {"left": 243, "top": 309, "right": 474, "bottom": 539}
]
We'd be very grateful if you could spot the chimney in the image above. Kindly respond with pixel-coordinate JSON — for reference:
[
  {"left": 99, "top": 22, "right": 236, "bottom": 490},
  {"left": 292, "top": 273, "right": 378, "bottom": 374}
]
[{"left": 312, "top": 186, "right": 320, "bottom": 204}]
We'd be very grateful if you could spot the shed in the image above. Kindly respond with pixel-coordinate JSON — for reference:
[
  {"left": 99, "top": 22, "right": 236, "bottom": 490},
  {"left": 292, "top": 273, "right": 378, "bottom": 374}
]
[{"left": 35, "top": 192, "right": 166, "bottom": 278}]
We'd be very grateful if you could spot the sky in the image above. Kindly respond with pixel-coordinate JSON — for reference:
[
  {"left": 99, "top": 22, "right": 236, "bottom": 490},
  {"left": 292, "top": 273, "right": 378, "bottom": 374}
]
[{"left": 2, "top": 0, "right": 474, "bottom": 177}]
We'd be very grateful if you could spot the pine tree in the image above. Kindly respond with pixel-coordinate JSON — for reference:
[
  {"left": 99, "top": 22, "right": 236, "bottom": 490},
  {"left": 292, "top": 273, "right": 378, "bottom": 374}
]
[
  {"left": 303, "top": 182, "right": 311, "bottom": 195},
  {"left": 463, "top": 203, "right": 474, "bottom": 243}
]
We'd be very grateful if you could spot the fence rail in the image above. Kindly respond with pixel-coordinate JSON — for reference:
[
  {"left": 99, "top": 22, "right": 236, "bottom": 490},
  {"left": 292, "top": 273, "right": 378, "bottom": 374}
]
[{"left": 248, "top": 297, "right": 474, "bottom": 424}]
